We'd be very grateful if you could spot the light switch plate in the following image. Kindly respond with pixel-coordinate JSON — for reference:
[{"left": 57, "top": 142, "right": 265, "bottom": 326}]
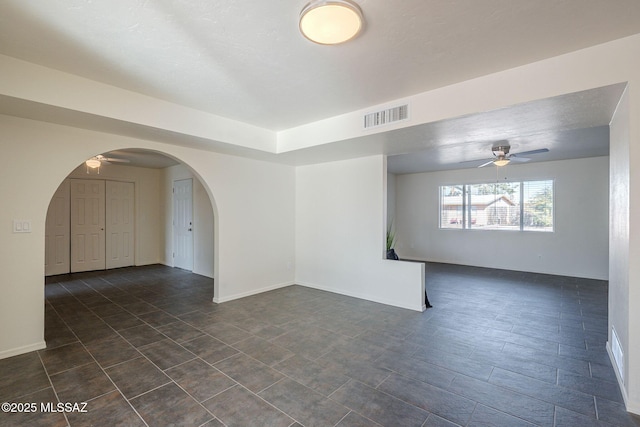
[{"left": 13, "top": 220, "right": 32, "bottom": 233}]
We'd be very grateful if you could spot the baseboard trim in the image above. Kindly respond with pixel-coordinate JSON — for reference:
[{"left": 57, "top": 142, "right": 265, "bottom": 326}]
[
  {"left": 213, "top": 281, "right": 295, "bottom": 303},
  {"left": 0, "top": 341, "right": 47, "bottom": 360},
  {"left": 297, "top": 281, "right": 424, "bottom": 312},
  {"left": 606, "top": 341, "right": 640, "bottom": 415},
  {"left": 401, "top": 258, "right": 608, "bottom": 281}
]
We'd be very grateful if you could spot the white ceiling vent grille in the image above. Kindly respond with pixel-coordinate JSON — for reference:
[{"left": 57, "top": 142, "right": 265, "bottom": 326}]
[{"left": 363, "top": 104, "right": 409, "bottom": 129}]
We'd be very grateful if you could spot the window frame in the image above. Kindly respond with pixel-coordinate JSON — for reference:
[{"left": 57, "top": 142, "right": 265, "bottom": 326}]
[{"left": 439, "top": 179, "right": 554, "bottom": 232}]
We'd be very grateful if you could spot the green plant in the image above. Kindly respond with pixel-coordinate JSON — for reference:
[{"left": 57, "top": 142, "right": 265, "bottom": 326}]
[{"left": 386, "top": 224, "right": 396, "bottom": 251}]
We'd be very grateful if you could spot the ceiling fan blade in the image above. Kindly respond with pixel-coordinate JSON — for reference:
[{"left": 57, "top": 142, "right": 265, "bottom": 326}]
[
  {"left": 509, "top": 156, "right": 530, "bottom": 163},
  {"left": 513, "top": 148, "right": 549, "bottom": 157},
  {"left": 459, "top": 157, "right": 491, "bottom": 165},
  {"left": 104, "top": 157, "right": 130, "bottom": 163},
  {"left": 478, "top": 160, "right": 495, "bottom": 168}
]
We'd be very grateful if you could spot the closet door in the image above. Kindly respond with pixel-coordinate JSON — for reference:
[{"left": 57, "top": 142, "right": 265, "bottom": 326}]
[
  {"left": 105, "top": 181, "right": 135, "bottom": 269},
  {"left": 70, "top": 179, "right": 105, "bottom": 273},
  {"left": 45, "top": 180, "right": 70, "bottom": 276}
]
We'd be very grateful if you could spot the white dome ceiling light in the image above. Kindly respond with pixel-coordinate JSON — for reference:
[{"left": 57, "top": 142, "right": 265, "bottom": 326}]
[{"left": 299, "top": 0, "right": 364, "bottom": 45}]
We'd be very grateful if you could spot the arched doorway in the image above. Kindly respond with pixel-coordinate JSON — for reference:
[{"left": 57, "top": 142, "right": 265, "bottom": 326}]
[{"left": 44, "top": 148, "right": 217, "bottom": 296}]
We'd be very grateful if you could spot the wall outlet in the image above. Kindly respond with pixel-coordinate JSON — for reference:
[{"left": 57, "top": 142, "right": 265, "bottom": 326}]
[{"left": 13, "top": 220, "right": 32, "bottom": 233}]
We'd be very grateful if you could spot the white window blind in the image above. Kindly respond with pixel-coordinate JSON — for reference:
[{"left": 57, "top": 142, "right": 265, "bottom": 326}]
[
  {"left": 522, "top": 180, "right": 554, "bottom": 231},
  {"left": 439, "top": 180, "right": 553, "bottom": 232}
]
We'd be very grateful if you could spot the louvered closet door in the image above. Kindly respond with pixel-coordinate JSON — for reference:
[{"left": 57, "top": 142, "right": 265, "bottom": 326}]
[{"left": 70, "top": 179, "right": 105, "bottom": 273}]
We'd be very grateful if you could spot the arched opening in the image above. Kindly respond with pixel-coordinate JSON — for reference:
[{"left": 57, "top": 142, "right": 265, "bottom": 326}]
[{"left": 44, "top": 148, "right": 218, "bottom": 301}]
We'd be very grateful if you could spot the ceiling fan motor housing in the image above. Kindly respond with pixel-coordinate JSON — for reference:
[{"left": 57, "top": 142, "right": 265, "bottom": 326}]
[{"left": 492, "top": 144, "right": 511, "bottom": 157}]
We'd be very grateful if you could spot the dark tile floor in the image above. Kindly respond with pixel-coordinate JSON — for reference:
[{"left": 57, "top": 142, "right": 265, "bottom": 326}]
[{"left": 1, "top": 263, "right": 639, "bottom": 426}]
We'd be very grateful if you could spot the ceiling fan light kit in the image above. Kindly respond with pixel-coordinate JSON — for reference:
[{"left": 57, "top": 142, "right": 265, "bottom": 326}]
[
  {"left": 299, "top": 0, "right": 364, "bottom": 45},
  {"left": 85, "top": 158, "right": 101, "bottom": 169},
  {"left": 85, "top": 154, "right": 130, "bottom": 174},
  {"left": 493, "top": 158, "right": 510, "bottom": 167},
  {"left": 86, "top": 159, "right": 101, "bottom": 174}
]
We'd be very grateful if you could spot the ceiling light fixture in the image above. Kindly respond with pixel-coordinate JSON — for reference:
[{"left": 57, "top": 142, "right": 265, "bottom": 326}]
[
  {"left": 299, "top": 0, "right": 364, "bottom": 45},
  {"left": 85, "top": 158, "right": 101, "bottom": 169},
  {"left": 85, "top": 157, "right": 101, "bottom": 174},
  {"left": 493, "top": 158, "right": 510, "bottom": 167}
]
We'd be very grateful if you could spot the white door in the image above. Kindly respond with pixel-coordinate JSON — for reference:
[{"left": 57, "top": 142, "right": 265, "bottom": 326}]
[
  {"left": 173, "top": 179, "right": 193, "bottom": 271},
  {"left": 70, "top": 179, "right": 106, "bottom": 273},
  {"left": 45, "top": 180, "right": 70, "bottom": 276},
  {"left": 106, "top": 181, "right": 135, "bottom": 269}
]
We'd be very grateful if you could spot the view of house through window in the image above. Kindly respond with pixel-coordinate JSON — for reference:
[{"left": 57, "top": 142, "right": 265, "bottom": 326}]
[{"left": 440, "top": 180, "right": 553, "bottom": 231}]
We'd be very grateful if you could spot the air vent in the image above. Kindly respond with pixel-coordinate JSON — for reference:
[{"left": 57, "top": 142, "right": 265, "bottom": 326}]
[
  {"left": 363, "top": 104, "right": 409, "bottom": 129},
  {"left": 611, "top": 327, "right": 624, "bottom": 383}
]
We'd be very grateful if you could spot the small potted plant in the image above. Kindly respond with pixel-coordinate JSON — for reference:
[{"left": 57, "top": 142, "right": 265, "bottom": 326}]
[{"left": 386, "top": 224, "right": 398, "bottom": 260}]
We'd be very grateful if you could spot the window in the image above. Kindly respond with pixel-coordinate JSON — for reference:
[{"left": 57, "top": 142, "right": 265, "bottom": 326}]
[
  {"left": 522, "top": 180, "right": 553, "bottom": 231},
  {"left": 439, "top": 180, "right": 553, "bottom": 232},
  {"left": 440, "top": 185, "right": 463, "bottom": 229}
]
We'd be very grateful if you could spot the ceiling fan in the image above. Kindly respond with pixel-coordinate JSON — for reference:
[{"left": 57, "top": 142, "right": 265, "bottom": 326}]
[
  {"left": 85, "top": 154, "right": 130, "bottom": 172},
  {"left": 464, "top": 142, "right": 549, "bottom": 168}
]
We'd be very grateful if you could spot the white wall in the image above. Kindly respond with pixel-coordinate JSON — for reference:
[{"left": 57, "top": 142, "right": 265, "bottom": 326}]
[
  {"left": 387, "top": 172, "right": 397, "bottom": 228},
  {"left": 626, "top": 83, "right": 640, "bottom": 416},
  {"left": 64, "top": 162, "right": 164, "bottom": 267},
  {"left": 0, "top": 54, "right": 276, "bottom": 153},
  {"left": 162, "top": 164, "right": 215, "bottom": 278},
  {"left": 0, "top": 114, "right": 295, "bottom": 359},
  {"left": 609, "top": 87, "right": 630, "bottom": 398},
  {"left": 186, "top": 151, "right": 295, "bottom": 302},
  {"left": 296, "top": 155, "right": 425, "bottom": 311},
  {"left": 395, "top": 156, "right": 609, "bottom": 280}
]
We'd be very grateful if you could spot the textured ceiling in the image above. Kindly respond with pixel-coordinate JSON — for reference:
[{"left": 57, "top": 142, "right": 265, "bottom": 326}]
[
  {"left": 386, "top": 84, "right": 625, "bottom": 173},
  {"left": 1, "top": 0, "right": 639, "bottom": 131},
  {"left": 0, "top": 1, "right": 638, "bottom": 171}
]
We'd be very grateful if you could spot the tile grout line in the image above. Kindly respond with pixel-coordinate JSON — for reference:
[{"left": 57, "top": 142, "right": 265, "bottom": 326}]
[
  {"left": 46, "top": 292, "right": 151, "bottom": 427},
  {"left": 35, "top": 351, "right": 71, "bottom": 427},
  {"left": 38, "top": 265, "right": 621, "bottom": 427}
]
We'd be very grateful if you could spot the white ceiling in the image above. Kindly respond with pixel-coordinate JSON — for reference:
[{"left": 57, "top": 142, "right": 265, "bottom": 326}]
[
  {"left": 386, "top": 84, "right": 624, "bottom": 174},
  {"left": 1, "top": 1, "right": 639, "bottom": 171}
]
